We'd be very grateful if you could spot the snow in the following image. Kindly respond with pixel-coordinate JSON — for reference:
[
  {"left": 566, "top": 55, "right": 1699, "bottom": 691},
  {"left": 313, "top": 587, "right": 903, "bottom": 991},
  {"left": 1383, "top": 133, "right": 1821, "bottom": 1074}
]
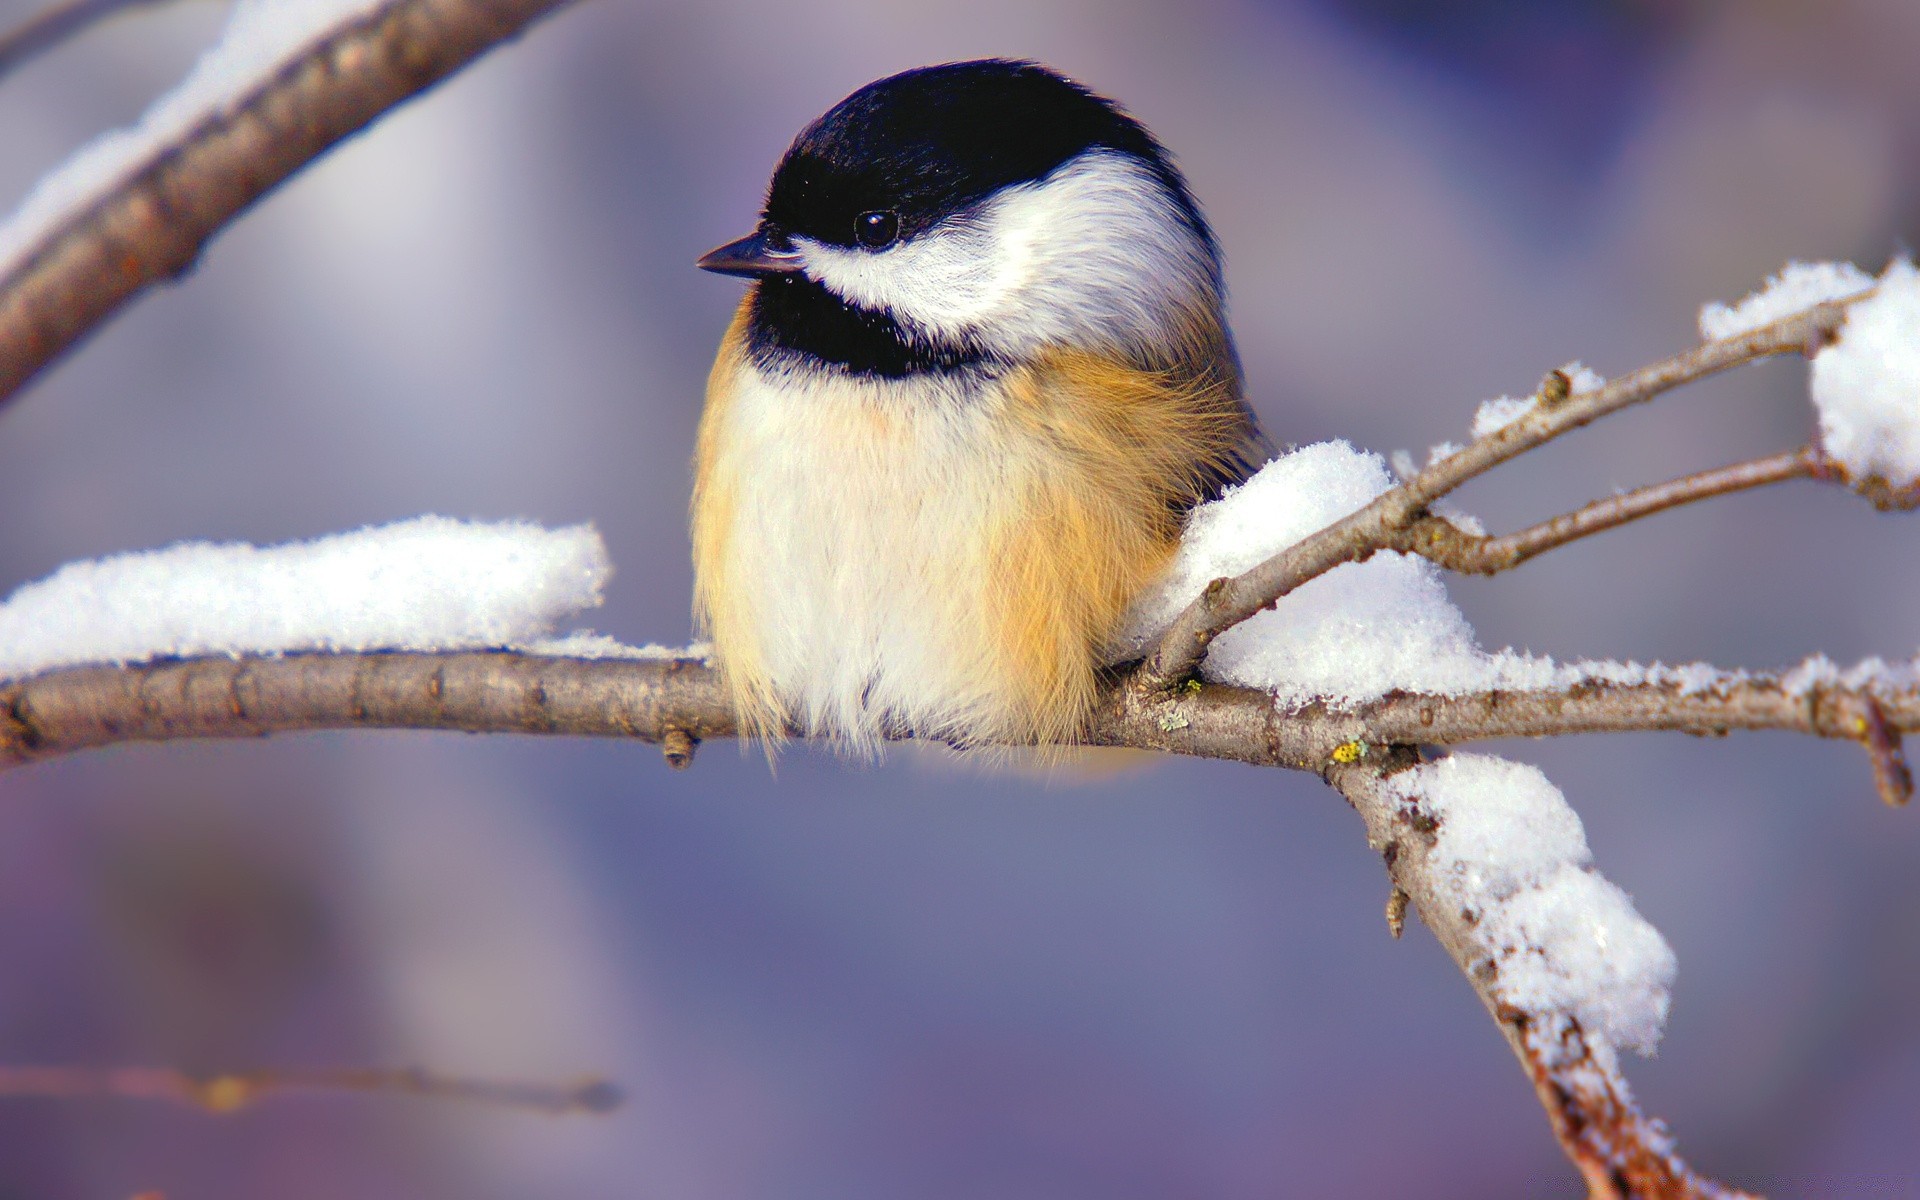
[
  {"left": 1469, "top": 395, "right": 1535, "bottom": 440},
  {"left": 1117, "top": 440, "right": 1733, "bottom": 706},
  {"left": 522, "top": 632, "right": 708, "bottom": 661},
  {"left": 1387, "top": 754, "right": 1677, "bottom": 1057},
  {"left": 1704, "top": 256, "right": 1920, "bottom": 488},
  {"left": 1779, "top": 652, "right": 1919, "bottom": 698},
  {"left": 1468, "top": 362, "right": 1604, "bottom": 441},
  {"left": 0, "top": 0, "right": 398, "bottom": 282},
  {"left": 0, "top": 517, "right": 625, "bottom": 682},
  {"left": 1809, "top": 258, "right": 1920, "bottom": 488},
  {"left": 1697, "top": 260, "right": 1876, "bottom": 341},
  {"left": 1116, "top": 442, "right": 1485, "bottom": 702}
]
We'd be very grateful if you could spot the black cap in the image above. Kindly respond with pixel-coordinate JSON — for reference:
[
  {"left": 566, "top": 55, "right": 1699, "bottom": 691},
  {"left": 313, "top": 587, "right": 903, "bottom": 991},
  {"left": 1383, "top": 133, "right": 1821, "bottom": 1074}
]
[{"left": 760, "top": 59, "right": 1212, "bottom": 252}]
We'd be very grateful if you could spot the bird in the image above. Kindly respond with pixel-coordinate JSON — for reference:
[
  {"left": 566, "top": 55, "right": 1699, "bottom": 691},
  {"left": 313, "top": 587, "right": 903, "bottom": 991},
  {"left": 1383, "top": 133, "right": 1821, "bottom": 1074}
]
[{"left": 693, "top": 59, "right": 1266, "bottom": 755}]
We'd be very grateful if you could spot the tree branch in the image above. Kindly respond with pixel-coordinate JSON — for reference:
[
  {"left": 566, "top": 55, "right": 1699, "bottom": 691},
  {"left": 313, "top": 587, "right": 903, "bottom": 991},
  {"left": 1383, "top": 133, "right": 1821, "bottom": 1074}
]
[
  {"left": 0, "top": 0, "right": 579, "bottom": 408},
  {"left": 0, "top": 1062, "right": 620, "bottom": 1114},
  {"left": 1132, "top": 302, "right": 1861, "bottom": 692},
  {"left": 0, "top": 0, "right": 180, "bottom": 81},
  {"left": 6, "top": 650, "right": 1916, "bottom": 782},
  {"left": 0, "top": 652, "right": 734, "bottom": 771},
  {"left": 1399, "top": 446, "right": 1832, "bottom": 575}
]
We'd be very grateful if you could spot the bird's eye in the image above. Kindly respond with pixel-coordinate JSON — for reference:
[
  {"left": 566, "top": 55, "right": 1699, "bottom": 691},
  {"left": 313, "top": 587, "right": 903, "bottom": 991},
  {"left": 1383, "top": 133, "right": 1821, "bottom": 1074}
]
[{"left": 855, "top": 210, "right": 899, "bottom": 249}]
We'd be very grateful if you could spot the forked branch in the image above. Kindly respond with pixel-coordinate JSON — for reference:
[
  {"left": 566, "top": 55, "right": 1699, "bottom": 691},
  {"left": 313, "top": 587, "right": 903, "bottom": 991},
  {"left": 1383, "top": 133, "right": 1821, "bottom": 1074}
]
[{"left": 1132, "top": 302, "right": 1862, "bottom": 692}]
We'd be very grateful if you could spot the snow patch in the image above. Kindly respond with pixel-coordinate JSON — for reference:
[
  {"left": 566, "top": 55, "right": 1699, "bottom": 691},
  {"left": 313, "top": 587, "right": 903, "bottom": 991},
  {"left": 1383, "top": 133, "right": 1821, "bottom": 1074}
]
[
  {"left": 1809, "top": 258, "right": 1920, "bottom": 488},
  {"left": 1698, "top": 260, "right": 1875, "bottom": 341},
  {"left": 1117, "top": 441, "right": 1734, "bottom": 706},
  {"left": 1469, "top": 362, "right": 1604, "bottom": 441},
  {"left": 1387, "top": 754, "right": 1677, "bottom": 1057},
  {"left": 0, "top": 517, "right": 626, "bottom": 682}
]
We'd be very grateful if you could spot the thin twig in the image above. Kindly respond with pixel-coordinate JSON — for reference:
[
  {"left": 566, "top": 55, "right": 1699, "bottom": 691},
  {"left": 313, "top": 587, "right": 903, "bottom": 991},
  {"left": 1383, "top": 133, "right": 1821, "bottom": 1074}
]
[
  {"left": 1399, "top": 446, "right": 1828, "bottom": 575},
  {"left": 0, "top": 1063, "right": 622, "bottom": 1114},
  {"left": 0, "top": 0, "right": 182, "bottom": 81},
  {"left": 0, "top": 0, "right": 580, "bottom": 408},
  {"left": 1132, "top": 301, "right": 1862, "bottom": 693},
  {"left": 1843, "top": 695, "right": 1913, "bottom": 807}
]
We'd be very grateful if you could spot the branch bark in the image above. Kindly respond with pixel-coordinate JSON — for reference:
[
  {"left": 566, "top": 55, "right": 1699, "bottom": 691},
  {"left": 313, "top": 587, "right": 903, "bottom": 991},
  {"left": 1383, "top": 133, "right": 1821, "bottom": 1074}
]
[
  {"left": 2, "top": 650, "right": 1914, "bottom": 773},
  {"left": 0, "top": 0, "right": 579, "bottom": 408},
  {"left": 0, "top": 652, "right": 734, "bottom": 770}
]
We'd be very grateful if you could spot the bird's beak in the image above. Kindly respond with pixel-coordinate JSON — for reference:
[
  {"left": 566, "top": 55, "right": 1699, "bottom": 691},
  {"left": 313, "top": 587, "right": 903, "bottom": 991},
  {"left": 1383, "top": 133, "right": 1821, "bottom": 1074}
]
[{"left": 697, "top": 230, "right": 807, "bottom": 278}]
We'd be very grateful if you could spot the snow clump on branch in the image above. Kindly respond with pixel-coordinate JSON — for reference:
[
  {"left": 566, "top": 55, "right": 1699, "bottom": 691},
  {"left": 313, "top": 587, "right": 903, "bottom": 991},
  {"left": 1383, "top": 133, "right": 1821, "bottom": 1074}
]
[
  {"left": 1697, "top": 260, "right": 1876, "bottom": 341},
  {"left": 1808, "top": 258, "right": 1920, "bottom": 488},
  {"left": 1468, "top": 362, "right": 1605, "bottom": 441},
  {"left": 1386, "top": 754, "right": 1678, "bottom": 1060},
  {"left": 1116, "top": 441, "right": 1723, "bottom": 706},
  {"left": 0, "top": 517, "right": 627, "bottom": 683},
  {"left": 1700, "top": 257, "right": 1920, "bottom": 488}
]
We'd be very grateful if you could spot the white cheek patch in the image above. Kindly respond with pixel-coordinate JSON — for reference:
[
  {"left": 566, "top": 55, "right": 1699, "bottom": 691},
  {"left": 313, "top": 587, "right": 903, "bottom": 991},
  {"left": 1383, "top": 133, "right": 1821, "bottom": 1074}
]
[
  {"left": 797, "top": 219, "right": 1012, "bottom": 331},
  {"left": 794, "top": 150, "right": 1220, "bottom": 360}
]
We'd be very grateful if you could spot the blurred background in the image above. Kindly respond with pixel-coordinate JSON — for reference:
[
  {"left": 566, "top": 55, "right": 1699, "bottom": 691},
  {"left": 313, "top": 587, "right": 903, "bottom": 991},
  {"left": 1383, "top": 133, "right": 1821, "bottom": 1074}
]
[{"left": 2, "top": 0, "right": 1918, "bottom": 1194}]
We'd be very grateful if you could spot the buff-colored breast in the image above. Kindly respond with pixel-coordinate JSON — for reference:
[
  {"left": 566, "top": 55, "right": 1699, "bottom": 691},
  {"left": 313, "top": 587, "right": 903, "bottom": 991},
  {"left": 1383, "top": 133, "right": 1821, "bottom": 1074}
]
[{"left": 693, "top": 300, "right": 1253, "bottom": 753}]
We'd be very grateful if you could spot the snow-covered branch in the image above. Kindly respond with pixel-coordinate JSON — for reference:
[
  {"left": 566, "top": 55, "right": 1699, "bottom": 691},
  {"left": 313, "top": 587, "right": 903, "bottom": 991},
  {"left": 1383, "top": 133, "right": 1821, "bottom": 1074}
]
[
  {"left": 0, "top": 0, "right": 576, "bottom": 406},
  {"left": 0, "top": 652, "right": 736, "bottom": 771},
  {"left": 1133, "top": 297, "right": 1864, "bottom": 693},
  {"left": 2, "top": 248, "right": 1914, "bottom": 1192},
  {"left": 1329, "top": 758, "right": 1755, "bottom": 1200}
]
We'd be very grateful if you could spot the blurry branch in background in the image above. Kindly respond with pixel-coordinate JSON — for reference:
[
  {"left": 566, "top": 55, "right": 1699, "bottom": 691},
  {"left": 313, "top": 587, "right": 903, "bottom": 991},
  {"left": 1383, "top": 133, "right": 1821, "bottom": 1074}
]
[
  {"left": 0, "top": 1063, "right": 622, "bottom": 1115},
  {"left": 0, "top": 0, "right": 179, "bottom": 81},
  {"left": 0, "top": 0, "right": 579, "bottom": 406},
  {"left": 0, "top": 1, "right": 1911, "bottom": 1196}
]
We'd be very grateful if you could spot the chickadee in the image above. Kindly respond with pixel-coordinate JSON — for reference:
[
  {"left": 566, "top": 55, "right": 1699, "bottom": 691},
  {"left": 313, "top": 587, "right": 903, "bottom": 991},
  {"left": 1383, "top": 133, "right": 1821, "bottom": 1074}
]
[{"left": 694, "top": 59, "right": 1266, "bottom": 754}]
